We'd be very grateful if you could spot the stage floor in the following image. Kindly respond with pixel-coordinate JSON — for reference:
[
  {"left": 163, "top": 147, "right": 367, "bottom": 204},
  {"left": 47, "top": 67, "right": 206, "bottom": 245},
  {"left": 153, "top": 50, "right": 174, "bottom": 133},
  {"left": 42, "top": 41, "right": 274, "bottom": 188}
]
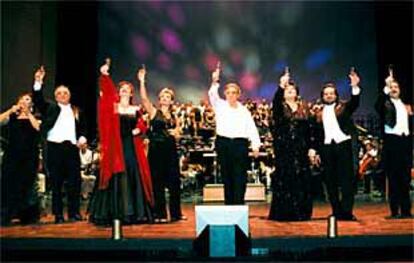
[
  {"left": 2, "top": 201, "right": 413, "bottom": 261},
  {"left": 1, "top": 202, "right": 413, "bottom": 239}
]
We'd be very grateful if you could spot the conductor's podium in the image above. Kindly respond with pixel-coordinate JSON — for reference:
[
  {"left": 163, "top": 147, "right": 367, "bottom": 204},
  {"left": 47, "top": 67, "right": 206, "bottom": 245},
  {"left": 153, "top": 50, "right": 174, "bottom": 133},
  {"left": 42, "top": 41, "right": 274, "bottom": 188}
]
[{"left": 203, "top": 183, "right": 266, "bottom": 202}]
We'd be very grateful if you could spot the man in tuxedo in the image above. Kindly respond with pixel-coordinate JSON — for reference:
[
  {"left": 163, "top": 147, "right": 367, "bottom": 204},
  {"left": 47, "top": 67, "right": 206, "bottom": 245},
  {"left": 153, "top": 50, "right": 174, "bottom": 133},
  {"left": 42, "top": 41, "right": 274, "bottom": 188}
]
[
  {"left": 375, "top": 72, "right": 413, "bottom": 219},
  {"left": 310, "top": 70, "right": 361, "bottom": 221},
  {"left": 32, "top": 67, "right": 87, "bottom": 223}
]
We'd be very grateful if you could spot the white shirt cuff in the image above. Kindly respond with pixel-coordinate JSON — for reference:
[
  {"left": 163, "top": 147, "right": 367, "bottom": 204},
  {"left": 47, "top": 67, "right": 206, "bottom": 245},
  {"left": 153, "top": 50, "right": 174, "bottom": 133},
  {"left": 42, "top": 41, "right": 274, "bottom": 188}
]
[
  {"left": 33, "top": 81, "right": 42, "bottom": 91},
  {"left": 383, "top": 86, "right": 390, "bottom": 95},
  {"left": 351, "top": 86, "right": 361, "bottom": 95}
]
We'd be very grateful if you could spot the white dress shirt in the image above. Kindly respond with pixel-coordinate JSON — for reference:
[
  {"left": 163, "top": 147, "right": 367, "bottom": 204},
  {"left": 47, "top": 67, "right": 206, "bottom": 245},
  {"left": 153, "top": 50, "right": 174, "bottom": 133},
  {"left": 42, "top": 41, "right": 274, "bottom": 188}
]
[
  {"left": 322, "top": 103, "right": 351, "bottom": 144},
  {"left": 321, "top": 86, "right": 360, "bottom": 145},
  {"left": 208, "top": 83, "right": 261, "bottom": 151},
  {"left": 34, "top": 82, "right": 80, "bottom": 145},
  {"left": 385, "top": 97, "right": 410, "bottom": 136},
  {"left": 47, "top": 103, "right": 77, "bottom": 144}
]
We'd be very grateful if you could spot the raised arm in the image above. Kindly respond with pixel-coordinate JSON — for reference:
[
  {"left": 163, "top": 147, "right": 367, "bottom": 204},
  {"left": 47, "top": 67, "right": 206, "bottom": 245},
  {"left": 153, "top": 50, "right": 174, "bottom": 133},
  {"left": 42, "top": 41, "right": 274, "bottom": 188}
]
[
  {"left": 99, "top": 59, "right": 119, "bottom": 101},
  {"left": 137, "top": 67, "right": 156, "bottom": 119},
  {"left": 208, "top": 63, "right": 223, "bottom": 108},
  {"left": 272, "top": 71, "right": 290, "bottom": 117},
  {"left": 345, "top": 70, "right": 361, "bottom": 114},
  {"left": 32, "top": 66, "right": 48, "bottom": 114}
]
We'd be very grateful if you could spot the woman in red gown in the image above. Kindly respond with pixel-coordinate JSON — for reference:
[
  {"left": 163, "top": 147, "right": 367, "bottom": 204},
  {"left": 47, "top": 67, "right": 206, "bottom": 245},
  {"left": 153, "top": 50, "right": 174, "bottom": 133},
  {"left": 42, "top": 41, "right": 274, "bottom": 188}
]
[{"left": 89, "top": 60, "right": 153, "bottom": 225}]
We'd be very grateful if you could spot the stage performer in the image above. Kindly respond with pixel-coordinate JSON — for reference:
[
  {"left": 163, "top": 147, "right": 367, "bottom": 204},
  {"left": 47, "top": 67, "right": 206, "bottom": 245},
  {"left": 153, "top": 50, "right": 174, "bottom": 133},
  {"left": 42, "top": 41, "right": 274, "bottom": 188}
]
[
  {"left": 138, "top": 65, "right": 186, "bottom": 223},
  {"left": 32, "top": 66, "right": 87, "bottom": 224},
  {"left": 1, "top": 92, "right": 40, "bottom": 226},
  {"left": 310, "top": 68, "right": 361, "bottom": 221},
  {"left": 208, "top": 62, "right": 261, "bottom": 205},
  {"left": 89, "top": 60, "right": 154, "bottom": 225},
  {"left": 268, "top": 69, "right": 315, "bottom": 221},
  {"left": 375, "top": 68, "right": 412, "bottom": 219}
]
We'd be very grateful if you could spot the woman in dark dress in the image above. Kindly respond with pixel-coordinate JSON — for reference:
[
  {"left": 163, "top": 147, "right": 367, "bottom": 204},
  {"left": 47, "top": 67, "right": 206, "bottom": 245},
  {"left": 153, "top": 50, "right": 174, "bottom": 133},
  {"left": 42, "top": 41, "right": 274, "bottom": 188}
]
[
  {"left": 268, "top": 71, "right": 315, "bottom": 221},
  {"left": 89, "top": 60, "right": 153, "bottom": 226},
  {"left": 138, "top": 66, "right": 186, "bottom": 223},
  {"left": 1, "top": 93, "right": 40, "bottom": 226}
]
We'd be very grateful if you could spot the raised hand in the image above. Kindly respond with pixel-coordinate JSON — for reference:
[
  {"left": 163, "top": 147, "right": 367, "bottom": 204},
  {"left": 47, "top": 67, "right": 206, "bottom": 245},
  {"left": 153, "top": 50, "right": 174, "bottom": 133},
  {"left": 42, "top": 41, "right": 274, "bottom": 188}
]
[
  {"left": 211, "top": 61, "right": 220, "bottom": 84},
  {"left": 279, "top": 68, "right": 290, "bottom": 89},
  {"left": 348, "top": 67, "right": 360, "bottom": 87},
  {"left": 385, "top": 65, "right": 394, "bottom": 86},
  {"left": 100, "top": 58, "right": 111, "bottom": 75},
  {"left": 34, "top": 66, "right": 46, "bottom": 83},
  {"left": 137, "top": 64, "right": 146, "bottom": 83}
]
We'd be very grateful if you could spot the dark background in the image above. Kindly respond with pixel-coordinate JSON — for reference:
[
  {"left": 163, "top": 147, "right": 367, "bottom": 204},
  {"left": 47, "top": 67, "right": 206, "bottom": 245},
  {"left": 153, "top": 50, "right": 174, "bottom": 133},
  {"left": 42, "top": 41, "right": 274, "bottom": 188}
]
[{"left": 1, "top": 1, "right": 413, "bottom": 141}]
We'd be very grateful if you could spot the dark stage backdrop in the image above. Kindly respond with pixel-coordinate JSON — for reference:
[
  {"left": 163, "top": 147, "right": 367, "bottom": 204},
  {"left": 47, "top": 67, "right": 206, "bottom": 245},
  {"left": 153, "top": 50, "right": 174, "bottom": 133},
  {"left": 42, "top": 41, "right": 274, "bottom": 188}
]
[
  {"left": 1, "top": 2, "right": 58, "bottom": 110},
  {"left": 1, "top": 1, "right": 98, "bottom": 142},
  {"left": 98, "top": 1, "right": 381, "bottom": 114},
  {"left": 1, "top": 1, "right": 412, "bottom": 142}
]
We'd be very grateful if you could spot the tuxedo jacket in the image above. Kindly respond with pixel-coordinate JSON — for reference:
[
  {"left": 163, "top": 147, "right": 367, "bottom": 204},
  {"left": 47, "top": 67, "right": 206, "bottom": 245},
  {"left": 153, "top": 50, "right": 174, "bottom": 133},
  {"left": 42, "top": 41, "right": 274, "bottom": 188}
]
[
  {"left": 375, "top": 92, "right": 413, "bottom": 134},
  {"left": 311, "top": 93, "right": 360, "bottom": 150},
  {"left": 32, "top": 85, "right": 87, "bottom": 141}
]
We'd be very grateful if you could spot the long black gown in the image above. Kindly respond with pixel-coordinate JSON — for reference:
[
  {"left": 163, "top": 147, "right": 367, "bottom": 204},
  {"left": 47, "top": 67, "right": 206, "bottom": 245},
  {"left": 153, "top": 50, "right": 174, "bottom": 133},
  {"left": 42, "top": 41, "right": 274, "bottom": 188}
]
[
  {"left": 89, "top": 113, "right": 152, "bottom": 225},
  {"left": 1, "top": 114, "right": 40, "bottom": 225},
  {"left": 148, "top": 110, "right": 183, "bottom": 221},
  {"left": 268, "top": 88, "right": 313, "bottom": 221}
]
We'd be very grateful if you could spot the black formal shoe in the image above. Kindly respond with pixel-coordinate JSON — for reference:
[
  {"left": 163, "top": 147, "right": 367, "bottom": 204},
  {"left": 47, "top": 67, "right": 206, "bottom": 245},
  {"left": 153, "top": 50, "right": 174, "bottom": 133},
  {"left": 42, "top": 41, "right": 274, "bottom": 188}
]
[
  {"left": 385, "top": 214, "right": 400, "bottom": 219},
  {"left": 68, "top": 214, "right": 83, "bottom": 222},
  {"left": 170, "top": 215, "right": 187, "bottom": 222},
  {"left": 55, "top": 215, "right": 65, "bottom": 224},
  {"left": 399, "top": 214, "right": 413, "bottom": 219}
]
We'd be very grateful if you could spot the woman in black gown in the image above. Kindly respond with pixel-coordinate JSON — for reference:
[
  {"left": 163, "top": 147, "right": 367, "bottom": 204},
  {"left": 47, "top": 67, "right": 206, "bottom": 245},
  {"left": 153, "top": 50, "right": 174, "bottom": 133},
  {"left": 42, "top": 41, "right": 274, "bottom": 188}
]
[
  {"left": 1, "top": 93, "right": 40, "bottom": 226},
  {"left": 268, "top": 71, "right": 315, "bottom": 221},
  {"left": 138, "top": 66, "right": 186, "bottom": 223}
]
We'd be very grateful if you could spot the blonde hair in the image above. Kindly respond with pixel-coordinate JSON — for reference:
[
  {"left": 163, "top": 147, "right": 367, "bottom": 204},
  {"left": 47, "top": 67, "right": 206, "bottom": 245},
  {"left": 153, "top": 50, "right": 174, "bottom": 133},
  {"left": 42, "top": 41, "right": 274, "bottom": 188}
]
[
  {"left": 224, "top": 83, "right": 241, "bottom": 94},
  {"left": 158, "top": 87, "right": 175, "bottom": 101}
]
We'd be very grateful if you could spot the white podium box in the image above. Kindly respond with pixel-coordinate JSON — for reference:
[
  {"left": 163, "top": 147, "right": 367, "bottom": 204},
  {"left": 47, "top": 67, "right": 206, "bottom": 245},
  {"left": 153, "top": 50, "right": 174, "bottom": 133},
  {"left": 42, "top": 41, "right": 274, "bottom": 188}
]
[
  {"left": 202, "top": 183, "right": 266, "bottom": 202},
  {"left": 195, "top": 205, "right": 249, "bottom": 237},
  {"left": 193, "top": 205, "right": 250, "bottom": 257}
]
